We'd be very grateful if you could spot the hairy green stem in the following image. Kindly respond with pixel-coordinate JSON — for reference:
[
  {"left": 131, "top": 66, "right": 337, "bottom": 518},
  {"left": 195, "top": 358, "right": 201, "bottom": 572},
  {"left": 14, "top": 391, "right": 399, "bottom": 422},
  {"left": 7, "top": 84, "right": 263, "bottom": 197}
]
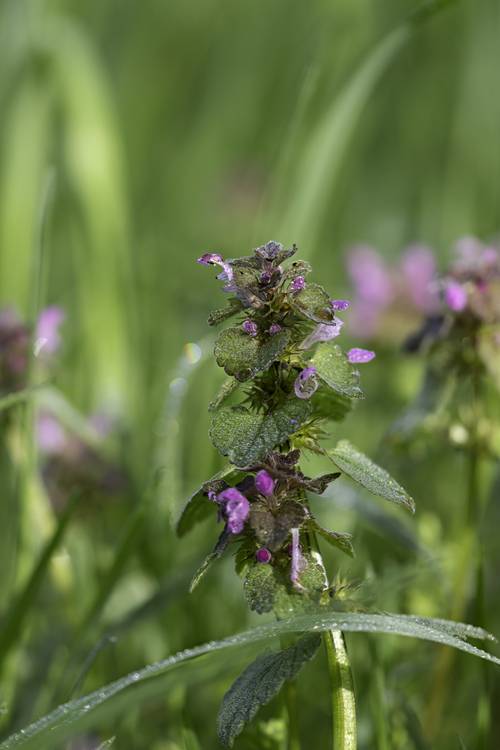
[{"left": 324, "top": 630, "right": 357, "bottom": 750}]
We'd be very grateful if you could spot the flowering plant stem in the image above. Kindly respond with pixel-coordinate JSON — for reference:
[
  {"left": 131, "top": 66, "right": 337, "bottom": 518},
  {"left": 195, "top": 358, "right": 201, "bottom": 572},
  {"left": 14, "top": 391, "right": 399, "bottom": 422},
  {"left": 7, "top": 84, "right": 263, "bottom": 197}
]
[{"left": 324, "top": 630, "right": 357, "bottom": 750}]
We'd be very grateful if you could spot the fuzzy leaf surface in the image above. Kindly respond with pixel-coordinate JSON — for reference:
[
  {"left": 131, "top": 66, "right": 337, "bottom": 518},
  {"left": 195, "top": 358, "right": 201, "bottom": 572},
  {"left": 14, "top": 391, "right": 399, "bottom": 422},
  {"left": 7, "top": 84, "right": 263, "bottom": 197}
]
[
  {"left": 310, "top": 343, "right": 364, "bottom": 399},
  {"left": 210, "top": 400, "right": 312, "bottom": 467},
  {"left": 289, "top": 282, "right": 336, "bottom": 324},
  {"left": 214, "top": 328, "right": 290, "bottom": 382},
  {"left": 217, "top": 634, "right": 320, "bottom": 747},
  {"left": 328, "top": 440, "right": 415, "bottom": 513}
]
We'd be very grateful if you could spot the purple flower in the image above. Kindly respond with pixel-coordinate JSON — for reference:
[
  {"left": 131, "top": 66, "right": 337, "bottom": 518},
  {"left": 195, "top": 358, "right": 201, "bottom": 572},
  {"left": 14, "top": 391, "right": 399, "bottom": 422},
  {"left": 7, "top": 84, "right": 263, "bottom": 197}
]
[
  {"left": 330, "top": 299, "right": 350, "bottom": 311},
  {"left": 291, "top": 276, "right": 305, "bottom": 293},
  {"left": 218, "top": 487, "right": 250, "bottom": 534},
  {"left": 347, "top": 246, "right": 393, "bottom": 306},
  {"left": 37, "top": 412, "right": 67, "bottom": 455},
  {"left": 255, "top": 240, "right": 283, "bottom": 260},
  {"left": 400, "top": 245, "right": 437, "bottom": 312},
  {"left": 300, "top": 319, "right": 343, "bottom": 350},
  {"left": 242, "top": 319, "right": 258, "bottom": 336},
  {"left": 260, "top": 271, "right": 272, "bottom": 284},
  {"left": 444, "top": 281, "right": 467, "bottom": 312},
  {"left": 255, "top": 469, "right": 275, "bottom": 496},
  {"left": 347, "top": 348, "right": 376, "bottom": 364},
  {"left": 197, "top": 252, "right": 224, "bottom": 266},
  {"left": 256, "top": 547, "right": 272, "bottom": 564},
  {"left": 294, "top": 366, "right": 319, "bottom": 400},
  {"left": 197, "top": 252, "right": 234, "bottom": 289},
  {"left": 290, "top": 528, "right": 305, "bottom": 591},
  {"left": 35, "top": 306, "right": 65, "bottom": 357},
  {"left": 269, "top": 323, "right": 282, "bottom": 335}
]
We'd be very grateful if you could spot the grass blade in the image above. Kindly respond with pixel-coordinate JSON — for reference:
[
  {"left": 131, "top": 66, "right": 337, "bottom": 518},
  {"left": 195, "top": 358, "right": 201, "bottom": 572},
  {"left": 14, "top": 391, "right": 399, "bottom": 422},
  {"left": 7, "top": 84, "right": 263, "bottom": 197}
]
[{"left": 1, "top": 611, "right": 498, "bottom": 749}]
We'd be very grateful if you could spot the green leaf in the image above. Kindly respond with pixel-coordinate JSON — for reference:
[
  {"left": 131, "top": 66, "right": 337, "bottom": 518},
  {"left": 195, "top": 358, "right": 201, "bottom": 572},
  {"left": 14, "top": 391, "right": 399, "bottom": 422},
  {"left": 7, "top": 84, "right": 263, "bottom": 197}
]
[
  {"left": 243, "top": 564, "right": 283, "bottom": 615},
  {"left": 209, "top": 400, "right": 312, "bottom": 467},
  {"left": 313, "top": 386, "right": 354, "bottom": 421},
  {"left": 243, "top": 554, "right": 325, "bottom": 617},
  {"left": 328, "top": 440, "right": 415, "bottom": 513},
  {"left": 176, "top": 466, "right": 242, "bottom": 537},
  {"left": 308, "top": 519, "right": 354, "bottom": 558},
  {"left": 249, "top": 501, "right": 307, "bottom": 551},
  {"left": 208, "top": 378, "right": 240, "bottom": 411},
  {"left": 310, "top": 343, "right": 364, "bottom": 399},
  {"left": 208, "top": 299, "right": 244, "bottom": 326},
  {"left": 2, "top": 612, "right": 498, "bottom": 749},
  {"left": 214, "top": 327, "right": 291, "bottom": 381},
  {"left": 217, "top": 634, "right": 321, "bottom": 747},
  {"left": 289, "top": 282, "right": 336, "bottom": 324},
  {"left": 189, "top": 529, "right": 230, "bottom": 592}
]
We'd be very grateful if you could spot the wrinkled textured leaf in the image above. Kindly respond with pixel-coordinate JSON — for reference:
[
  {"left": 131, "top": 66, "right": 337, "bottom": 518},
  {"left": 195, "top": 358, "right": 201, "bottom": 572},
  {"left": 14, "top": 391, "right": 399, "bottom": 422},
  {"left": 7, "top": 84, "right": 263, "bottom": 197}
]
[
  {"left": 303, "top": 472, "right": 340, "bottom": 494},
  {"left": 310, "top": 343, "right": 364, "bottom": 399},
  {"left": 176, "top": 466, "right": 242, "bottom": 537},
  {"left": 328, "top": 440, "right": 415, "bottom": 513},
  {"left": 249, "top": 501, "right": 307, "bottom": 551},
  {"left": 217, "top": 634, "right": 320, "bottom": 747},
  {"left": 208, "top": 378, "right": 240, "bottom": 411},
  {"left": 208, "top": 299, "right": 244, "bottom": 326},
  {"left": 289, "top": 282, "right": 336, "bottom": 324},
  {"left": 210, "top": 400, "right": 312, "bottom": 467},
  {"left": 214, "top": 327, "right": 291, "bottom": 381},
  {"left": 308, "top": 519, "right": 354, "bottom": 558},
  {"left": 244, "top": 564, "right": 280, "bottom": 614},
  {"left": 243, "top": 553, "right": 326, "bottom": 616},
  {"left": 313, "top": 386, "right": 353, "bottom": 421},
  {"left": 189, "top": 529, "right": 230, "bottom": 592}
]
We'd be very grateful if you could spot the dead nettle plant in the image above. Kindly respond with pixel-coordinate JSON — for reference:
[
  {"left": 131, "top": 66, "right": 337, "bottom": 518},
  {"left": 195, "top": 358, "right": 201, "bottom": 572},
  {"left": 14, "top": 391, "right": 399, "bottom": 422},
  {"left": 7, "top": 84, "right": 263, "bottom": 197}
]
[
  {"left": 386, "top": 237, "right": 500, "bottom": 739},
  {"left": 177, "top": 240, "right": 500, "bottom": 750}
]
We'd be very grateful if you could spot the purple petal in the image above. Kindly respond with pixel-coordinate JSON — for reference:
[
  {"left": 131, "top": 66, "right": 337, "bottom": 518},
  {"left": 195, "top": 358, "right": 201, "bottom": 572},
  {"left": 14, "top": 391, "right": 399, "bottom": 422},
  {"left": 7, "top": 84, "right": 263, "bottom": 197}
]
[
  {"left": 35, "top": 306, "right": 65, "bottom": 356},
  {"left": 347, "top": 347, "right": 376, "bottom": 364},
  {"left": 37, "top": 412, "right": 66, "bottom": 455},
  {"left": 300, "top": 319, "right": 343, "bottom": 349},
  {"left": 256, "top": 547, "right": 272, "bottom": 563},
  {"left": 269, "top": 323, "right": 282, "bottom": 335},
  {"left": 330, "top": 299, "right": 350, "bottom": 311},
  {"left": 255, "top": 240, "right": 283, "bottom": 260},
  {"left": 400, "top": 245, "right": 437, "bottom": 311},
  {"left": 294, "top": 367, "right": 318, "bottom": 400},
  {"left": 347, "top": 246, "right": 394, "bottom": 306},
  {"left": 291, "top": 276, "right": 306, "bottom": 293},
  {"left": 197, "top": 252, "right": 224, "bottom": 266},
  {"left": 197, "top": 252, "right": 234, "bottom": 286},
  {"left": 290, "top": 528, "right": 305, "bottom": 591},
  {"left": 218, "top": 487, "right": 250, "bottom": 534},
  {"left": 242, "top": 319, "right": 258, "bottom": 336},
  {"left": 255, "top": 469, "right": 275, "bottom": 497},
  {"left": 444, "top": 281, "right": 467, "bottom": 312}
]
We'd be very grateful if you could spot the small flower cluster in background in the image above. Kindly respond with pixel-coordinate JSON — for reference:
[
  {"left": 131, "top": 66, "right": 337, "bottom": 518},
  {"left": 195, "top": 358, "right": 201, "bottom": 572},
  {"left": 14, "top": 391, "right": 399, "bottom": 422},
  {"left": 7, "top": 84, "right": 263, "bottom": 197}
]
[
  {"left": 0, "top": 305, "right": 64, "bottom": 394},
  {"left": 0, "top": 303, "right": 128, "bottom": 511},
  {"left": 346, "top": 236, "right": 500, "bottom": 345}
]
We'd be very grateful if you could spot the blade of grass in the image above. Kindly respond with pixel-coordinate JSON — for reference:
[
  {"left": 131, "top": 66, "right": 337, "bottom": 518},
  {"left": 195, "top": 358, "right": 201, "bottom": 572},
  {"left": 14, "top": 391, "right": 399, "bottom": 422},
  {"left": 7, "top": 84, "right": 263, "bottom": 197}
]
[
  {"left": 0, "top": 492, "right": 80, "bottom": 678},
  {"left": 1, "top": 610, "right": 498, "bottom": 750}
]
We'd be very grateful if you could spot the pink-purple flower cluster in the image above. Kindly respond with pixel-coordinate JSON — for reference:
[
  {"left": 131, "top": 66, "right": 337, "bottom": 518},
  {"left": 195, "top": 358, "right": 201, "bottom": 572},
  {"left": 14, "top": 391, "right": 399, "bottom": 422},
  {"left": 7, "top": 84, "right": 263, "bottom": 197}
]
[{"left": 345, "top": 236, "right": 500, "bottom": 341}]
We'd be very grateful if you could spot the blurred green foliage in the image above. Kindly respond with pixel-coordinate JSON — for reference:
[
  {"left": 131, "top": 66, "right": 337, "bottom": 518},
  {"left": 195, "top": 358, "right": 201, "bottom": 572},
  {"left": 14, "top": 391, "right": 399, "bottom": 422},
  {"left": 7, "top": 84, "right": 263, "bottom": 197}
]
[{"left": 0, "top": 0, "right": 499, "bottom": 748}]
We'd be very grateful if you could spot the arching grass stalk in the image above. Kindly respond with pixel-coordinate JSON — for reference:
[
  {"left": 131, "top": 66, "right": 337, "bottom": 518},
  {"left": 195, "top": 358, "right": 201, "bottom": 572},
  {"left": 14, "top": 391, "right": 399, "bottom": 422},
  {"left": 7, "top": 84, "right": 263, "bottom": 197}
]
[{"left": 179, "top": 240, "right": 416, "bottom": 747}]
